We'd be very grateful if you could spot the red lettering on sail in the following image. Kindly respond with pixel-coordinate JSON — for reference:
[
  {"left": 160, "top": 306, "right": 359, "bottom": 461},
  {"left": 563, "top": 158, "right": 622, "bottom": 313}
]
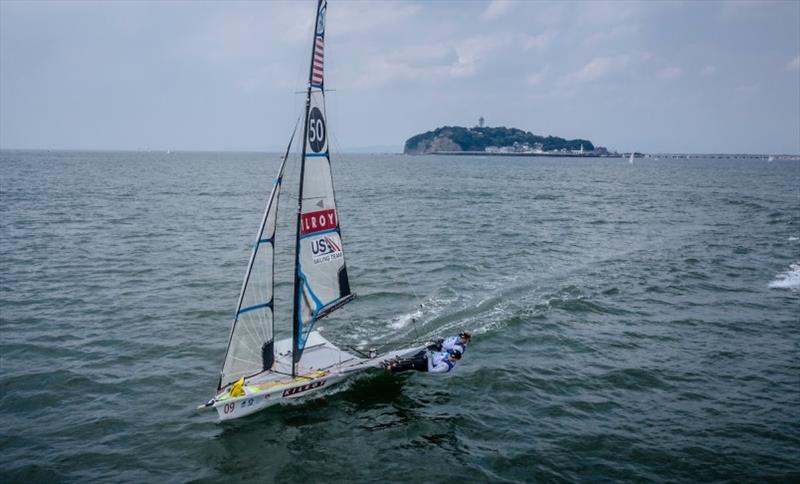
[{"left": 301, "top": 209, "right": 337, "bottom": 235}]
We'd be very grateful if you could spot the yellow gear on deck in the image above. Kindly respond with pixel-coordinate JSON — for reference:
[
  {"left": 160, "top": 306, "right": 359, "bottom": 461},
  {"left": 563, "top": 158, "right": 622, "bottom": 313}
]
[{"left": 229, "top": 376, "right": 246, "bottom": 397}]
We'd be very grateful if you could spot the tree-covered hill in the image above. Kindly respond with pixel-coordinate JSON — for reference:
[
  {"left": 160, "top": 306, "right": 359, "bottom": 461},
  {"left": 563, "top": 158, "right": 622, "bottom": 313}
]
[{"left": 404, "top": 126, "right": 595, "bottom": 154}]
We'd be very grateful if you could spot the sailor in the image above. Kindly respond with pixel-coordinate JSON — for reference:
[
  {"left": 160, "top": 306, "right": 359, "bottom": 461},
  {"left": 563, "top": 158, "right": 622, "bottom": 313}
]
[
  {"left": 383, "top": 348, "right": 462, "bottom": 374},
  {"left": 429, "top": 348, "right": 462, "bottom": 373},
  {"left": 427, "top": 331, "right": 471, "bottom": 355}
]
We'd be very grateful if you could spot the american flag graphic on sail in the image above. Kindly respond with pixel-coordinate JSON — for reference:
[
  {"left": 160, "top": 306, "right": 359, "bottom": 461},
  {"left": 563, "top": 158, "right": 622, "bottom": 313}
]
[
  {"left": 311, "top": 36, "right": 324, "bottom": 87},
  {"left": 310, "top": 0, "right": 326, "bottom": 88}
]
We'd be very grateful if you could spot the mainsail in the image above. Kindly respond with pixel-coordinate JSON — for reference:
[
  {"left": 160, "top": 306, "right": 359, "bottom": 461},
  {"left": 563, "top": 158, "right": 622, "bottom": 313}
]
[
  {"left": 219, "top": 123, "right": 298, "bottom": 390},
  {"left": 292, "top": 0, "right": 354, "bottom": 371}
]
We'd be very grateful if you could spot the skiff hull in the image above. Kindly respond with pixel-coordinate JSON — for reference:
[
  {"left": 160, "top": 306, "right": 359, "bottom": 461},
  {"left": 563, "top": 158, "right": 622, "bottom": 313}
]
[{"left": 207, "top": 331, "right": 425, "bottom": 421}]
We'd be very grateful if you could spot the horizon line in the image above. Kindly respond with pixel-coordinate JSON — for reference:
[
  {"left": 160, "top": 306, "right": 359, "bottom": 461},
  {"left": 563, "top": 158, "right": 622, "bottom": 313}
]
[{"left": 1, "top": 147, "right": 798, "bottom": 157}]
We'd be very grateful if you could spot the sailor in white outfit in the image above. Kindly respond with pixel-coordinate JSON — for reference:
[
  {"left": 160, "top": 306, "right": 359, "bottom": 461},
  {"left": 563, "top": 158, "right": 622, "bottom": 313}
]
[
  {"left": 428, "top": 331, "right": 471, "bottom": 355},
  {"left": 383, "top": 348, "right": 462, "bottom": 373},
  {"left": 426, "top": 349, "right": 461, "bottom": 373},
  {"left": 383, "top": 331, "right": 471, "bottom": 373}
]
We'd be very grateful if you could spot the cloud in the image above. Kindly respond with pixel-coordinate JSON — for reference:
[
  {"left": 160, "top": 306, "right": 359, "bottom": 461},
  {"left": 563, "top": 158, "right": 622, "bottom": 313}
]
[
  {"left": 519, "top": 31, "right": 554, "bottom": 51},
  {"left": 788, "top": 55, "right": 800, "bottom": 71},
  {"left": 567, "top": 55, "right": 630, "bottom": 83},
  {"left": 658, "top": 66, "right": 684, "bottom": 80},
  {"left": 354, "top": 33, "right": 514, "bottom": 88},
  {"left": 526, "top": 66, "right": 549, "bottom": 87},
  {"left": 719, "top": 0, "right": 766, "bottom": 19},
  {"left": 581, "top": 23, "right": 640, "bottom": 47},
  {"left": 735, "top": 83, "right": 760, "bottom": 95},
  {"left": 354, "top": 43, "right": 460, "bottom": 88},
  {"left": 700, "top": 65, "right": 718, "bottom": 77},
  {"left": 482, "top": 0, "right": 515, "bottom": 20},
  {"left": 330, "top": 2, "right": 420, "bottom": 37}
]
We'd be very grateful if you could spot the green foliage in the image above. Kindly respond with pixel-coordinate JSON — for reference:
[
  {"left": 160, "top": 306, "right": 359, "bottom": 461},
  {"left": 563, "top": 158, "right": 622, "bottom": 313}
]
[{"left": 404, "top": 126, "right": 595, "bottom": 153}]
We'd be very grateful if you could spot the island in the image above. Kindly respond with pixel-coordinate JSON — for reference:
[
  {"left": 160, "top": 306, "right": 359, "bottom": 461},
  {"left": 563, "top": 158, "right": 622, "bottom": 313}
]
[{"left": 403, "top": 125, "right": 612, "bottom": 157}]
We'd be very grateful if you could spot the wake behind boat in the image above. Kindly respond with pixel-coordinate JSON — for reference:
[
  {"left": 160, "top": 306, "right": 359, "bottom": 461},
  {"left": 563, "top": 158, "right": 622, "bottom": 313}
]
[{"left": 200, "top": 0, "right": 425, "bottom": 421}]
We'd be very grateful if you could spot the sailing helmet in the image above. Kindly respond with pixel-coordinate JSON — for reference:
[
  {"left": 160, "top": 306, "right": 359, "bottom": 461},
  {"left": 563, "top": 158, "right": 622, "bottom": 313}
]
[
  {"left": 448, "top": 349, "right": 462, "bottom": 360},
  {"left": 459, "top": 331, "right": 472, "bottom": 341}
]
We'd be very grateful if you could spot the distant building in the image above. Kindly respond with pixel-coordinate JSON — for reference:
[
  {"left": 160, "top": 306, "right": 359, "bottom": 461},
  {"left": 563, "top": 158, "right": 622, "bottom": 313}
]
[{"left": 478, "top": 116, "right": 485, "bottom": 128}]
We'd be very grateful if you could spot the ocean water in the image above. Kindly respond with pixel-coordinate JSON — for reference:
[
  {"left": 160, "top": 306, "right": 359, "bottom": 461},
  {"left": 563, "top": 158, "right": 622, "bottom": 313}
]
[{"left": 1, "top": 150, "right": 798, "bottom": 482}]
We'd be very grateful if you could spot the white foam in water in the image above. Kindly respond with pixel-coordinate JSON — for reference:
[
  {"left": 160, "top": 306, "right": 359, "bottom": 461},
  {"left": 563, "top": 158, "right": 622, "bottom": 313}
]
[
  {"left": 769, "top": 263, "right": 800, "bottom": 289},
  {"left": 789, "top": 236, "right": 799, "bottom": 241},
  {"left": 389, "top": 308, "right": 422, "bottom": 329}
]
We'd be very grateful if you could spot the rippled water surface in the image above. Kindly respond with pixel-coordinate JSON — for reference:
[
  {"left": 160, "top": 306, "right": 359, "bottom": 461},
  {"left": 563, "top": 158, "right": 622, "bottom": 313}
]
[{"left": 1, "top": 150, "right": 799, "bottom": 482}]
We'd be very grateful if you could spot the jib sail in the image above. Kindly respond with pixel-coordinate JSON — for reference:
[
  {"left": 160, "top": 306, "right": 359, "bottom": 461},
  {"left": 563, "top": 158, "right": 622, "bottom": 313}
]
[{"left": 219, "top": 124, "right": 297, "bottom": 390}]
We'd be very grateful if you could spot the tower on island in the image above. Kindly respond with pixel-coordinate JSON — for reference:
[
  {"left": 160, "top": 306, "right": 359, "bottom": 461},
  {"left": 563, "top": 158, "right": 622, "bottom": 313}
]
[{"left": 478, "top": 116, "right": 485, "bottom": 128}]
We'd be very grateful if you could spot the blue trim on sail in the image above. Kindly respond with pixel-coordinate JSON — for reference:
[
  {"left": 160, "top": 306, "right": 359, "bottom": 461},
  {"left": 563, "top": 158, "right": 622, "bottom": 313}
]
[
  {"left": 258, "top": 237, "right": 274, "bottom": 244},
  {"left": 295, "top": 280, "right": 304, "bottom": 350},
  {"left": 295, "top": 262, "right": 328, "bottom": 351},
  {"left": 304, "top": 152, "right": 328, "bottom": 157},
  {"left": 238, "top": 302, "right": 272, "bottom": 314},
  {"left": 299, "top": 228, "right": 337, "bottom": 240},
  {"left": 298, "top": 265, "right": 325, "bottom": 313}
]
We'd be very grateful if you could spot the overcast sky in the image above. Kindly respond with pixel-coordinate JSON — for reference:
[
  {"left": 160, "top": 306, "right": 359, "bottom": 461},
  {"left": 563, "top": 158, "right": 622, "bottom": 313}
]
[{"left": 1, "top": 0, "right": 798, "bottom": 153}]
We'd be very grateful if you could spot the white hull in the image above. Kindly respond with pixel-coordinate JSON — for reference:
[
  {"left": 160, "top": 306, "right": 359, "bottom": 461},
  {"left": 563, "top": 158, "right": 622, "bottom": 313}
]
[
  {"left": 213, "top": 372, "right": 349, "bottom": 421},
  {"left": 207, "top": 331, "right": 424, "bottom": 421}
]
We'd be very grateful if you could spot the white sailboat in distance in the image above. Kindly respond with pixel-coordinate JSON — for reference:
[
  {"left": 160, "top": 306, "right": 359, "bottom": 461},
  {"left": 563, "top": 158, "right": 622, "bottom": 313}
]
[
  {"left": 200, "top": 0, "right": 426, "bottom": 421},
  {"left": 629, "top": 152, "right": 634, "bottom": 164}
]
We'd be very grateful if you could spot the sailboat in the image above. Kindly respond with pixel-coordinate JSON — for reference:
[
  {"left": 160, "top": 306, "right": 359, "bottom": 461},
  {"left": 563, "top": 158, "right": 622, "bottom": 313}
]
[
  {"left": 200, "top": 0, "right": 425, "bottom": 421},
  {"left": 629, "top": 152, "right": 634, "bottom": 164}
]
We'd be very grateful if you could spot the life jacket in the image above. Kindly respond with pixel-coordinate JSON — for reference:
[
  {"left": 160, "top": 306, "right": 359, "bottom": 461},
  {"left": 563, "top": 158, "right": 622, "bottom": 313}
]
[
  {"left": 442, "top": 336, "right": 466, "bottom": 354},
  {"left": 429, "top": 351, "right": 455, "bottom": 372},
  {"left": 442, "top": 356, "right": 455, "bottom": 371}
]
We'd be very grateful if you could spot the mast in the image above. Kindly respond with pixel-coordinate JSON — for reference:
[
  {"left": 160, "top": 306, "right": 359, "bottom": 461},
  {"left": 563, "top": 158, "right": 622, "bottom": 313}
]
[{"left": 292, "top": 0, "right": 325, "bottom": 377}]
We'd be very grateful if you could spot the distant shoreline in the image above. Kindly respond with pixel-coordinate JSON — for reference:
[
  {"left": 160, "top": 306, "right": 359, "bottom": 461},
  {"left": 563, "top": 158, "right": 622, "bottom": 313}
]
[
  {"left": 428, "top": 150, "right": 620, "bottom": 158},
  {"left": 422, "top": 151, "right": 799, "bottom": 161}
]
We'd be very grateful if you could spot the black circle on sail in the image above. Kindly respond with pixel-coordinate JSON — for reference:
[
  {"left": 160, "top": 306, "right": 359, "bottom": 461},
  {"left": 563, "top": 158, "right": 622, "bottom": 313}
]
[{"left": 308, "top": 107, "right": 326, "bottom": 153}]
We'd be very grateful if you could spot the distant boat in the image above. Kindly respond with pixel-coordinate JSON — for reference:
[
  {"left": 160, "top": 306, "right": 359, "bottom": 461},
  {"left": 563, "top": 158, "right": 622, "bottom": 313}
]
[
  {"left": 199, "top": 0, "right": 426, "bottom": 421},
  {"left": 768, "top": 155, "right": 774, "bottom": 162},
  {"left": 629, "top": 152, "right": 634, "bottom": 164}
]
